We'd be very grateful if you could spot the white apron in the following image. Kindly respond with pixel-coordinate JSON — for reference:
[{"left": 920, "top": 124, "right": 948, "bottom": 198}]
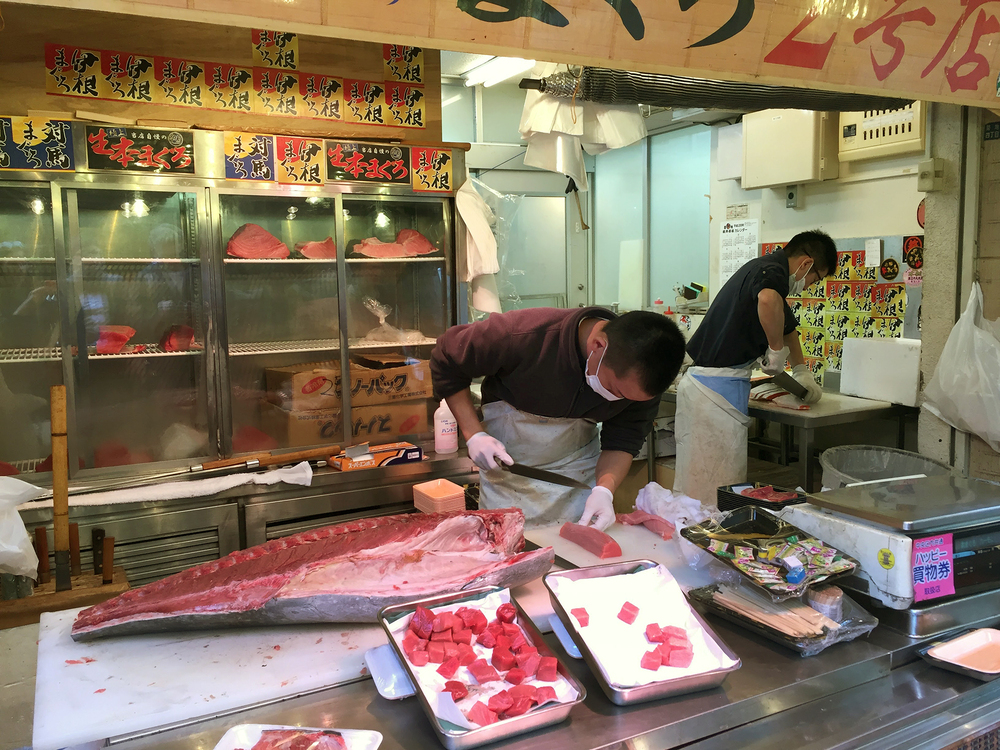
[
  {"left": 478, "top": 401, "right": 600, "bottom": 527},
  {"left": 673, "top": 366, "right": 753, "bottom": 506}
]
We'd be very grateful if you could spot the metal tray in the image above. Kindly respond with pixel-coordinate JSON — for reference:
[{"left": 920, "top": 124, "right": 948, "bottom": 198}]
[
  {"left": 543, "top": 560, "right": 741, "bottom": 706},
  {"left": 680, "top": 506, "right": 860, "bottom": 602},
  {"left": 377, "top": 586, "right": 586, "bottom": 750},
  {"left": 919, "top": 629, "right": 1000, "bottom": 682}
]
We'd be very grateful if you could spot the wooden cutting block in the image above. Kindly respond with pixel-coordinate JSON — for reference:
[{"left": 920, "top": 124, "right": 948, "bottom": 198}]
[{"left": 0, "top": 567, "right": 129, "bottom": 630}]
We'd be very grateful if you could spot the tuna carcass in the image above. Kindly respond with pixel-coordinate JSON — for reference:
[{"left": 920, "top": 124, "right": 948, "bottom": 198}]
[
  {"left": 226, "top": 223, "right": 290, "bottom": 259},
  {"left": 71, "top": 509, "right": 554, "bottom": 641}
]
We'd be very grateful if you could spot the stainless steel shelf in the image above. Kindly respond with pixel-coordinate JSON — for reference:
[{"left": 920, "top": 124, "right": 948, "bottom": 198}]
[
  {"left": 224, "top": 258, "right": 337, "bottom": 264},
  {"left": 0, "top": 257, "right": 56, "bottom": 263},
  {"left": 81, "top": 257, "right": 200, "bottom": 264},
  {"left": 228, "top": 339, "right": 341, "bottom": 357},
  {"left": 346, "top": 256, "right": 444, "bottom": 263},
  {"left": 9, "top": 457, "right": 45, "bottom": 473},
  {"left": 87, "top": 344, "right": 204, "bottom": 359},
  {"left": 348, "top": 337, "right": 438, "bottom": 348},
  {"left": 0, "top": 347, "right": 61, "bottom": 363}
]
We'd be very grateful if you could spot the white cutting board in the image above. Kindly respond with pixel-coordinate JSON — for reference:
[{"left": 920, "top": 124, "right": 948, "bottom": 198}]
[
  {"left": 524, "top": 523, "right": 716, "bottom": 590},
  {"left": 33, "top": 608, "right": 388, "bottom": 750}
]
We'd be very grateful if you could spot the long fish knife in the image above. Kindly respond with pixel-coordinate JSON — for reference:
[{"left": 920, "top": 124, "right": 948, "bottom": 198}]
[{"left": 502, "top": 463, "right": 591, "bottom": 490}]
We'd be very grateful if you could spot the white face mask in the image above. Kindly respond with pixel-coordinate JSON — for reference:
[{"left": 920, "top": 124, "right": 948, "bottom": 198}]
[
  {"left": 586, "top": 348, "right": 622, "bottom": 401},
  {"left": 789, "top": 260, "right": 813, "bottom": 296}
]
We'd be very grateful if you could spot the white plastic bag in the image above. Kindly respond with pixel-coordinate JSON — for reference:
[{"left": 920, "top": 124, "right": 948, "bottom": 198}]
[
  {"left": 0, "top": 476, "right": 45, "bottom": 578},
  {"left": 924, "top": 283, "right": 1000, "bottom": 452}
]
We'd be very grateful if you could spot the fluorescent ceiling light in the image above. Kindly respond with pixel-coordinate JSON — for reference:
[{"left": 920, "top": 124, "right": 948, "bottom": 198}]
[{"left": 463, "top": 57, "right": 535, "bottom": 88}]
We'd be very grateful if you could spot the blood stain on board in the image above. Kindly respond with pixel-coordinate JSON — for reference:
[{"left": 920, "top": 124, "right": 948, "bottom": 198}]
[
  {"left": 315, "top": 638, "right": 323, "bottom": 644},
  {"left": 273, "top": 645, "right": 281, "bottom": 651},
  {"left": 94, "top": 688, "right": 106, "bottom": 694}
]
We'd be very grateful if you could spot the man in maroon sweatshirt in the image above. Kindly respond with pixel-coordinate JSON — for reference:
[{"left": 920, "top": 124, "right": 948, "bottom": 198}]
[{"left": 431, "top": 307, "right": 684, "bottom": 529}]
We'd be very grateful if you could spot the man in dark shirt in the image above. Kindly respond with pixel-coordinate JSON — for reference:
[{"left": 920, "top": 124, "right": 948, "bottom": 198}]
[
  {"left": 431, "top": 307, "right": 685, "bottom": 528},
  {"left": 675, "top": 230, "right": 837, "bottom": 503}
]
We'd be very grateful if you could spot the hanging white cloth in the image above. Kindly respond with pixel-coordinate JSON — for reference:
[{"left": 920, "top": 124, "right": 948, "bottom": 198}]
[
  {"left": 455, "top": 178, "right": 502, "bottom": 314},
  {"left": 673, "top": 367, "right": 753, "bottom": 505},
  {"left": 478, "top": 401, "right": 599, "bottom": 527}
]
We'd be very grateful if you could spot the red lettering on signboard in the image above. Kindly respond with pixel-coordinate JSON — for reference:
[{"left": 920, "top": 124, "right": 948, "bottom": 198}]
[
  {"left": 921, "top": 1, "right": 1000, "bottom": 92},
  {"left": 853, "top": 0, "right": 936, "bottom": 82},
  {"left": 763, "top": 9, "right": 837, "bottom": 70}
]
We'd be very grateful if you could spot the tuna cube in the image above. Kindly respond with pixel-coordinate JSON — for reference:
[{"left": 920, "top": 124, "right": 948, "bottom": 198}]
[
  {"left": 656, "top": 643, "right": 673, "bottom": 661},
  {"left": 476, "top": 630, "right": 497, "bottom": 649},
  {"left": 492, "top": 647, "right": 516, "bottom": 672},
  {"left": 509, "top": 684, "right": 538, "bottom": 702},
  {"left": 409, "top": 649, "right": 430, "bottom": 667},
  {"left": 457, "top": 643, "right": 477, "bottom": 666},
  {"left": 501, "top": 622, "right": 521, "bottom": 637},
  {"left": 456, "top": 607, "right": 477, "bottom": 628},
  {"left": 443, "top": 680, "right": 468, "bottom": 701},
  {"left": 667, "top": 646, "right": 694, "bottom": 668},
  {"left": 452, "top": 628, "right": 473, "bottom": 646},
  {"left": 640, "top": 649, "right": 662, "bottom": 671},
  {"left": 536, "top": 656, "right": 558, "bottom": 682},
  {"left": 487, "top": 690, "right": 513, "bottom": 713},
  {"left": 645, "top": 623, "right": 663, "bottom": 643},
  {"left": 410, "top": 605, "right": 434, "bottom": 639},
  {"left": 468, "top": 658, "right": 502, "bottom": 684},
  {"left": 520, "top": 653, "right": 541, "bottom": 677},
  {"left": 437, "top": 657, "right": 460, "bottom": 679},
  {"left": 505, "top": 667, "right": 526, "bottom": 685},
  {"left": 666, "top": 634, "right": 690, "bottom": 650},
  {"left": 509, "top": 631, "right": 527, "bottom": 652},
  {"left": 516, "top": 645, "right": 538, "bottom": 659},
  {"left": 502, "top": 697, "right": 533, "bottom": 718},
  {"left": 617, "top": 602, "right": 639, "bottom": 625},
  {"left": 467, "top": 701, "right": 498, "bottom": 726},
  {"left": 495, "top": 634, "right": 512, "bottom": 652},
  {"left": 487, "top": 621, "right": 504, "bottom": 637},
  {"left": 442, "top": 642, "right": 460, "bottom": 660},
  {"left": 496, "top": 602, "right": 517, "bottom": 624},
  {"left": 661, "top": 625, "right": 687, "bottom": 640},
  {"left": 430, "top": 629, "right": 453, "bottom": 642},
  {"left": 432, "top": 612, "right": 455, "bottom": 632},
  {"left": 427, "top": 641, "right": 446, "bottom": 664},
  {"left": 570, "top": 607, "right": 590, "bottom": 627},
  {"left": 470, "top": 610, "right": 489, "bottom": 635},
  {"left": 535, "top": 686, "right": 558, "bottom": 705}
]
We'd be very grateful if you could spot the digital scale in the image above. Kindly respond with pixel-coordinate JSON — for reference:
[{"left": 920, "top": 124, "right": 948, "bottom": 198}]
[{"left": 777, "top": 475, "right": 1000, "bottom": 637}]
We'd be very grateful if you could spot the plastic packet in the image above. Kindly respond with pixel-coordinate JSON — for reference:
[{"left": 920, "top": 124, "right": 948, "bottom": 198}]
[
  {"left": 0, "top": 477, "right": 45, "bottom": 578},
  {"left": 635, "top": 482, "right": 723, "bottom": 572},
  {"left": 361, "top": 296, "right": 425, "bottom": 343}
]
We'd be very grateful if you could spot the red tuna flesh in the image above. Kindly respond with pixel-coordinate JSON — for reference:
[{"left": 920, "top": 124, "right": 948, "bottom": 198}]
[
  {"left": 71, "top": 509, "right": 555, "bottom": 641},
  {"left": 95, "top": 325, "right": 136, "bottom": 355},
  {"left": 396, "top": 228, "right": 436, "bottom": 255},
  {"left": 352, "top": 237, "right": 408, "bottom": 258},
  {"left": 295, "top": 237, "right": 337, "bottom": 259},
  {"left": 0, "top": 461, "right": 18, "bottom": 476},
  {"left": 616, "top": 509, "right": 676, "bottom": 540},
  {"left": 559, "top": 522, "right": 622, "bottom": 559},
  {"left": 232, "top": 425, "right": 278, "bottom": 453},
  {"left": 159, "top": 324, "right": 195, "bottom": 352},
  {"left": 226, "top": 223, "right": 290, "bottom": 259},
  {"left": 247, "top": 729, "right": 346, "bottom": 750}
]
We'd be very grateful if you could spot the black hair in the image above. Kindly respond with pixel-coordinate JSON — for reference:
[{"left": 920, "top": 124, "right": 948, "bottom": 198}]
[
  {"left": 785, "top": 230, "right": 838, "bottom": 278},
  {"left": 603, "top": 311, "right": 686, "bottom": 396}
]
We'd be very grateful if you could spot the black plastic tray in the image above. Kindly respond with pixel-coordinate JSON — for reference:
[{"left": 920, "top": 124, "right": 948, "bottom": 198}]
[{"left": 717, "top": 483, "right": 807, "bottom": 513}]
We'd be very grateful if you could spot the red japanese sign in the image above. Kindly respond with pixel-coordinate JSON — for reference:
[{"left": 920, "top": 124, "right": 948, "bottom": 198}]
[
  {"left": 85, "top": 126, "right": 195, "bottom": 173},
  {"left": 326, "top": 141, "right": 410, "bottom": 185}
]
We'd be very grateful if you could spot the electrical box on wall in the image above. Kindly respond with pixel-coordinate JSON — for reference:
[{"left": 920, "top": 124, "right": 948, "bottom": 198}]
[
  {"left": 839, "top": 102, "right": 927, "bottom": 162},
  {"left": 742, "top": 109, "right": 840, "bottom": 190}
]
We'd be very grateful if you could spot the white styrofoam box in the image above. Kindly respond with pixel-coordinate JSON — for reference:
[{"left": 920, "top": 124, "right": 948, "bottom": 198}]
[
  {"left": 841, "top": 337, "right": 921, "bottom": 406},
  {"left": 716, "top": 122, "right": 743, "bottom": 181},
  {"left": 742, "top": 109, "right": 840, "bottom": 189}
]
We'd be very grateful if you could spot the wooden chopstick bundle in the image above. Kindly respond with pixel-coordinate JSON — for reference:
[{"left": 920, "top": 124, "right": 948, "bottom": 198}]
[{"left": 711, "top": 584, "right": 841, "bottom": 639}]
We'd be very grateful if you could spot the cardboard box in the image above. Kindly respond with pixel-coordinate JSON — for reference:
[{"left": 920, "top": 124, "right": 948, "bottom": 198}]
[
  {"left": 261, "top": 399, "right": 430, "bottom": 447},
  {"left": 264, "top": 354, "right": 431, "bottom": 411},
  {"left": 331, "top": 442, "right": 423, "bottom": 471}
]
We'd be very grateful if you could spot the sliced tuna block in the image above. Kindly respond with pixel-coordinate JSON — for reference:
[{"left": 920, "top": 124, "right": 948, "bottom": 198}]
[
  {"left": 535, "top": 686, "right": 558, "bottom": 705},
  {"left": 468, "top": 658, "right": 501, "bottom": 684},
  {"left": 227, "top": 223, "right": 289, "bottom": 258},
  {"left": 559, "top": 522, "right": 622, "bottom": 559},
  {"left": 496, "top": 602, "right": 517, "bottom": 624},
  {"left": 476, "top": 630, "right": 497, "bottom": 649},
  {"left": 409, "top": 649, "right": 429, "bottom": 667},
  {"left": 487, "top": 690, "right": 513, "bottom": 713},
  {"left": 467, "top": 701, "right": 498, "bottom": 726},
  {"left": 509, "top": 684, "right": 538, "bottom": 702},
  {"left": 491, "top": 647, "right": 516, "bottom": 672},
  {"left": 667, "top": 646, "right": 694, "bottom": 668},
  {"left": 437, "top": 656, "right": 460, "bottom": 679},
  {"left": 641, "top": 649, "right": 662, "bottom": 670},
  {"left": 95, "top": 325, "right": 136, "bottom": 355},
  {"left": 443, "top": 680, "right": 468, "bottom": 701},
  {"left": 616, "top": 509, "right": 676, "bottom": 540},
  {"left": 504, "top": 667, "right": 526, "bottom": 685},
  {"left": 645, "top": 623, "right": 663, "bottom": 643},
  {"left": 295, "top": 237, "right": 337, "bottom": 259},
  {"left": 536, "top": 656, "right": 558, "bottom": 682},
  {"left": 352, "top": 237, "right": 407, "bottom": 258},
  {"left": 502, "top": 697, "right": 533, "bottom": 718},
  {"left": 617, "top": 601, "right": 639, "bottom": 625},
  {"left": 396, "top": 228, "right": 437, "bottom": 255},
  {"left": 570, "top": 607, "right": 589, "bottom": 627}
]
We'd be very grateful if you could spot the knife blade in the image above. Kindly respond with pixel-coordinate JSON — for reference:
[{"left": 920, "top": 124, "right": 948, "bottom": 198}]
[
  {"left": 772, "top": 371, "right": 809, "bottom": 400},
  {"left": 502, "top": 463, "right": 591, "bottom": 490}
]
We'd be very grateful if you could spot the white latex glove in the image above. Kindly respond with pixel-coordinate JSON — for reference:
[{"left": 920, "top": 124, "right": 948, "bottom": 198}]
[
  {"left": 760, "top": 345, "right": 790, "bottom": 376},
  {"left": 791, "top": 364, "right": 823, "bottom": 404},
  {"left": 578, "top": 486, "right": 615, "bottom": 532},
  {"left": 466, "top": 431, "right": 513, "bottom": 470}
]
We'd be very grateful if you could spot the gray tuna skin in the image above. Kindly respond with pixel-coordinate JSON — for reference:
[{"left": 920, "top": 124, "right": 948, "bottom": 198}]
[{"left": 71, "top": 511, "right": 554, "bottom": 642}]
